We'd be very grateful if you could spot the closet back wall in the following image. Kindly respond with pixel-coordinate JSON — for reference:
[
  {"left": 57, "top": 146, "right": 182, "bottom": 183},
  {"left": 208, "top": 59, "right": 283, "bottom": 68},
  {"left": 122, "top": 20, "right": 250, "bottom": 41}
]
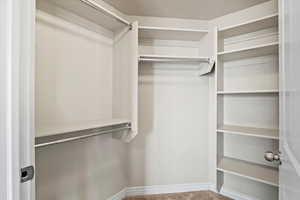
[
  {"left": 36, "top": 137, "right": 128, "bottom": 200},
  {"left": 128, "top": 75, "right": 210, "bottom": 186},
  {"left": 128, "top": 16, "right": 213, "bottom": 187}
]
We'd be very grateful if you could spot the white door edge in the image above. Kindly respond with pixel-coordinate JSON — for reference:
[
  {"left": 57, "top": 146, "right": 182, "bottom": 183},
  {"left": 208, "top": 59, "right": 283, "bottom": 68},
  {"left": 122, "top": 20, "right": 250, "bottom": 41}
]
[
  {"left": 19, "top": 0, "right": 36, "bottom": 199},
  {"left": 0, "top": 0, "right": 21, "bottom": 199}
]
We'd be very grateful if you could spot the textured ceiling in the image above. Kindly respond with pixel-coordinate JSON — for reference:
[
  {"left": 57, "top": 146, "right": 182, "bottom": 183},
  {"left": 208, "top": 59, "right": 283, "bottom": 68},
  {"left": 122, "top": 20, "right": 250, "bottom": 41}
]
[{"left": 102, "top": 0, "right": 270, "bottom": 20}]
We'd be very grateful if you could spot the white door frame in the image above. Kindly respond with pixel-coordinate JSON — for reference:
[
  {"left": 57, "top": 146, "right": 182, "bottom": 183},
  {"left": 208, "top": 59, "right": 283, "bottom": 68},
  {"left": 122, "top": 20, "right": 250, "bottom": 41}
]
[
  {"left": 0, "top": 0, "right": 21, "bottom": 199},
  {"left": 0, "top": 0, "right": 35, "bottom": 200}
]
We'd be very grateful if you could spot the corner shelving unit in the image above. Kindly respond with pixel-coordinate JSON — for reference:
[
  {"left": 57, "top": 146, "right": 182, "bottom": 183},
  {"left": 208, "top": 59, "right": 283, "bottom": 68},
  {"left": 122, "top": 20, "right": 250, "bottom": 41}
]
[{"left": 215, "top": 13, "right": 280, "bottom": 198}]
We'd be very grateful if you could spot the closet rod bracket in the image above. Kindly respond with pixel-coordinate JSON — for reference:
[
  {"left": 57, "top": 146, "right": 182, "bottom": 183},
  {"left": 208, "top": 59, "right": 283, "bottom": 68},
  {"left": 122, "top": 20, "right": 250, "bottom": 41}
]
[{"left": 79, "top": 0, "right": 132, "bottom": 28}]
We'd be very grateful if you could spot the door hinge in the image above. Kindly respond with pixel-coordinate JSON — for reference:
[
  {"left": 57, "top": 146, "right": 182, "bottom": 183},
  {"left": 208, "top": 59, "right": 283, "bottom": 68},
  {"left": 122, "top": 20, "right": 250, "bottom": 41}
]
[{"left": 20, "top": 166, "right": 34, "bottom": 183}]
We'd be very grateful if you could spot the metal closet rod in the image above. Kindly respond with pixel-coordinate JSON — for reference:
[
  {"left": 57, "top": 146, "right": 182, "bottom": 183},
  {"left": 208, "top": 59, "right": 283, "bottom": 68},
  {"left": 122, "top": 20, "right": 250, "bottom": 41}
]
[
  {"left": 79, "top": 0, "right": 132, "bottom": 29},
  {"left": 139, "top": 58, "right": 211, "bottom": 63},
  {"left": 139, "top": 56, "right": 211, "bottom": 63},
  {"left": 35, "top": 124, "right": 131, "bottom": 148}
]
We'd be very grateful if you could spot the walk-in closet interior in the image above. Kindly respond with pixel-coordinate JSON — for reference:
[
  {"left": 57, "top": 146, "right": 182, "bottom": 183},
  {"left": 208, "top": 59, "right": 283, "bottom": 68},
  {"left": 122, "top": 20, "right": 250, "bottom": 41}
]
[{"left": 34, "top": 0, "right": 281, "bottom": 199}]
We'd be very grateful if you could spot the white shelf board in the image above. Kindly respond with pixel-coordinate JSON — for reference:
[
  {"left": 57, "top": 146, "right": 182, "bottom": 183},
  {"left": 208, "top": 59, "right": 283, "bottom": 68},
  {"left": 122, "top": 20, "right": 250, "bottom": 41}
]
[
  {"left": 36, "top": 118, "right": 130, "bottom": 138},
  {"left": 217, "top": 90, "right": 279, "bottom": 95},
  {"left": 219, "top": 14, "right": 278, "bottom": 38},
  {"left": 218, "top": 42, "right": 279, "bottom": 61},
  {"left": 217, "top": 124, "right": 279, "bottom": 140},
  {"left": 217, "top": 157, "right": 279, "bottom": 187},
  {"left": 139, "top": 54, "right": 210, "bottom": 63},
  {"left": 37, "top": 0, "right": 130, "bottom": 32},
  {"left": 139, "top": 26, "right": 208, "bottom": 41}
]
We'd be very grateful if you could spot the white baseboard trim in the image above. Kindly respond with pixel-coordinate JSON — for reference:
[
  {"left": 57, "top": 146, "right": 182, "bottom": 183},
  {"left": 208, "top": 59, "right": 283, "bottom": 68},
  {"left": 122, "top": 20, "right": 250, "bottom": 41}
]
[
  {"left": 126, "top": 183, "right": 214, "bottom": 197},
  {"left": 107, "top": 183, "right": 257, "bottom": 200},
  {"left": 220, "top": 189, "right": 259, "bottom": 200}
]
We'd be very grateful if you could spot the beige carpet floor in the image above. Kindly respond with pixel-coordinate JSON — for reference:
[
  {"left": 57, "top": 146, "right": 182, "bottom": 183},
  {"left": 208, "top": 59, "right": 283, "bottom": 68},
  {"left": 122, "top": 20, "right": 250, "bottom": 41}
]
[{"left": 124, "top": 191, "right": 232, "bottom": 200}]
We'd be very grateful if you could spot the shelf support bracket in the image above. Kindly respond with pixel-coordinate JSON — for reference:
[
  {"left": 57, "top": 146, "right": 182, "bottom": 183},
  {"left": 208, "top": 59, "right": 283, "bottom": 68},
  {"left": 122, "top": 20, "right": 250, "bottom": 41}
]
[{"left": 198, "top": 59, "right": 215, "bottom": 76}]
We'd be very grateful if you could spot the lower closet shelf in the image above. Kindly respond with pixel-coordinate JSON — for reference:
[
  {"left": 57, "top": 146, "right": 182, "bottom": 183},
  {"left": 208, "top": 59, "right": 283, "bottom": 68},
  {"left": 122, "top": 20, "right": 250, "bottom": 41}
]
[
  {"left": 36, "top": 119, "right": 130, "bottom": 137},
  {"left": 35, "top": 119, "right": 131, "bottom": 148},
  {"left": 217, "top": 157, "right": 279, "bottom": 187}
]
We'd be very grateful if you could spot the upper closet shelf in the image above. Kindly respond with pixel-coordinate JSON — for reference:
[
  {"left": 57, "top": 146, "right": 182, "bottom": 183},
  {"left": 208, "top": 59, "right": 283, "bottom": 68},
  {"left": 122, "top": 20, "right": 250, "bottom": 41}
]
[
  {"left": 218, "top": 42, "right": 279, "bottom": 61},
  {"left": 219, "top": 13, "right": 278, "bottom": 38},
  {"left": 139, "top": 26, "right": 208, "bottom": 41},
  {"left": 37, "top": 0, "right": 131, "bottom": 32},
  {"left": 35, "top": 119, "right": 131, "bottom": 148}
]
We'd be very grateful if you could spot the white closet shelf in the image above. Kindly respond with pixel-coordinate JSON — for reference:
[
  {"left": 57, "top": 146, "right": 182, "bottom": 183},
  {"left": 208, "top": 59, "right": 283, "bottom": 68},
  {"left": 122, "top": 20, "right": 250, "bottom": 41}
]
[
  {"left": 217, "top": 157, "right": 279, "bottom": 187},
  {"left": 217, "top": 90, "right": 279, "bottom": 95},
  {"left": 36, "top": 118, "right": 131, "bottom": 138},
  {"left": 218, "top": 42, "right": 279, "bottom": 61},
  {"left": 139, "top": 26, "right": 208, "bottom": 41},
  {"left": 219, "top": 13, "right": 278, "bottom": 38},
  {"left": 139, "top": 54, "right": 210, "bottom": 63},
  {"left": 217, "top": 124, "right": 279, "bottom": 140},
  {"left": 37, "top": 0, "right": 131, "bottom": 32},
  {"left": 35, "top": 119, "right": 131, "bottom": 148}
]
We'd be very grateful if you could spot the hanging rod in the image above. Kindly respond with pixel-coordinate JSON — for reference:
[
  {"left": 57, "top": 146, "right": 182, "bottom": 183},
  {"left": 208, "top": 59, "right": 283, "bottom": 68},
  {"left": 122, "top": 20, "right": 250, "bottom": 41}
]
[
  {"left": 35, "top": 123, "right": 131, "bottom": 148},
  {"left": 139, "top": 55, "right": 215, "bottom": 76},
  {"left": 79, "top": 0, "right": 132, "bottom": 29},
  {"left": 139, "top": 55, "right": 211, "bottom": 63}
]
